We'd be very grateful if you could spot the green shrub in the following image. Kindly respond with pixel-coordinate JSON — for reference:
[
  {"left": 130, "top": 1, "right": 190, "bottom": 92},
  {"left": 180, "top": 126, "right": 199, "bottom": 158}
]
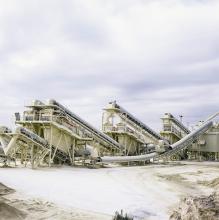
[{"left": 113, "top": 210, "right": 133, "bottom": 220}]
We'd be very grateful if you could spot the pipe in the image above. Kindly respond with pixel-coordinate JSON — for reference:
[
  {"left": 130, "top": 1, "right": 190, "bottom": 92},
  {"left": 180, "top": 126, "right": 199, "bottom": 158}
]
[
  {"left": 99, "top": 152, "right": 157, "bottom": 163},
  {"left": 99, "top": 120, "right": 213, "bottom": 163},
  {"left": 160, "top": 120, "right": 213, "bottom": 157},
  {"left": 171, "top": 121, "right": 212, "bottom": 149},
  {"left": 205, "top": 112, "right": 219, "bottom": 123}
]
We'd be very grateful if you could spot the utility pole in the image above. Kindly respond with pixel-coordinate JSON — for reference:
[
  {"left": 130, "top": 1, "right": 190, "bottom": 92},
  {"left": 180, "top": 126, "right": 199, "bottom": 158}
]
[{"left": 179, "top": 115, "right": 183, "bottom": 123}]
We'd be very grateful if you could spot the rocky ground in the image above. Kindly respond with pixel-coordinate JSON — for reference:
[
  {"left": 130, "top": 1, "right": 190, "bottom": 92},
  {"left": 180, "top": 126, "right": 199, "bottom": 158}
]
[
  {"left": 170, "top": 176, "right": 219, "bottom": 220},
  {"left": 170, "top": 193, "right": 219, "bottom": 220}
]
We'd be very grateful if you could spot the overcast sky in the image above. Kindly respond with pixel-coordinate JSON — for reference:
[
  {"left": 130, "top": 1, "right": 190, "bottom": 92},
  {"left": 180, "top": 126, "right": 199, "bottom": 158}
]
[{"left": 0, "top": 0, "right": 219, "bottom": 131}]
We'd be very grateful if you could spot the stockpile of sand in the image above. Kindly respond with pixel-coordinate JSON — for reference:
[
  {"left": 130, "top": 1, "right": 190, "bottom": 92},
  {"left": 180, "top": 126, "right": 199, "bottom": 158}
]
[
  {"left": 0, "top": 183, "right": 15, "bottom": 195},
  {"left": 0, "top": 202, "right": 26, "bottom": 220},
  {"left": 170, "top": 175, "right": 219, "bottom": 220},
  {"left": 0, "top": 183, "right": 26, "bottom": 220},
  {"left": 170, "top": 192, "right": 219, "bottom": 220}
]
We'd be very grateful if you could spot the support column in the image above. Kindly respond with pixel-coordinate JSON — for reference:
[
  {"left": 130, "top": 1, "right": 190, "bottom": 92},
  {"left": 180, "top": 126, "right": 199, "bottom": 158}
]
[
  {"left": 72, "top": 139, "right": 76, "bottom": 166},
  {"left": 49, "top": 125, "right": 53, "bottom": 167},
  {"left": 31, "top": 144, "right": 34, "bottom": 169},
  {"left": 20, "top": 147, "right": 24, "bottom": 165}
]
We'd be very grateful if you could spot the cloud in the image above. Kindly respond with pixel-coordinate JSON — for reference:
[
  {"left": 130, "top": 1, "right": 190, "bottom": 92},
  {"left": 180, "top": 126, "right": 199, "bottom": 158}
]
[{"left": 0, "top": 0, "right": 219, "bottom": 131}]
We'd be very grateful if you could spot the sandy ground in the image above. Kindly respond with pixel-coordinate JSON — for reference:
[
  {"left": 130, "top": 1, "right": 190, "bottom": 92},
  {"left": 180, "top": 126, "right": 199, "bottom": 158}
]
[
  {"left": 0, "top": 182, "right": 111, "bottom": 220},
  {"left": 1, "top": 161, "right": 219, "bottom": 220}
]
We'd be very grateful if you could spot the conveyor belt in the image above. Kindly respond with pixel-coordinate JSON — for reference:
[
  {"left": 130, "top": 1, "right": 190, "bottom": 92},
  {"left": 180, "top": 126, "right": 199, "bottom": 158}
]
[
  {"left": 159, "top": 120, "right": 213, "bottom": 158},
  {"left": 1, "top": 127, "right": 70, "bottom": 163},
  {"left": 112, "top": 102, "right": 165, "bottom": 141},
  {"left": 110, "top": 103, "right": 169, "bottom": 145},
  {"left": 164, "top": 113, "right": 190, "bottom": 134},
  {"left": 48, "top": 100, "right": 122, "bottom": 151},
  {"left": 17, "top": 127, "right": 70, "bottom": 163},
  {"left": 99, "top": 120, "right": 213, "bottom": 163}
]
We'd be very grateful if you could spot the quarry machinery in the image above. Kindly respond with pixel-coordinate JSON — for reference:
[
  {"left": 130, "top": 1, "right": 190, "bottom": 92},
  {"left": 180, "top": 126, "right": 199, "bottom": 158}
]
[
  {"left": 102, "top": 101, "right": 168, "bottom": 156},
  {"left": 159, "top": 113, "right": 191, "bottom": 160},
  {"left": 160, "top": 113, "right": 190, "bottom": 144},
  {"left": 0, "top": 99, "right": 122, "bottom": 167},
  {"left": 188, "top": 112, "right": 219, "bottom": 160},
  {"left": 0, "top": 99, "right": 218, "bottom": 167},
  {"left": 0, "top": 126, "right": 70, "bottom": 168},
  {"left": 0, "top": 130, "right": 64, "bottom": 168},
  {"left": 99, "top": 120, "right": 213, "bottom": 163}
]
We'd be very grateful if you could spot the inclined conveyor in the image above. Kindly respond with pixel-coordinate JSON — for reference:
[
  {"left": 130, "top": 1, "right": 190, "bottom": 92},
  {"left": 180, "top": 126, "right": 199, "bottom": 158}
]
[
  {"left": 166, "top": 113, "right": 190, "bottom": 134},
  {"left": 0, "top": 126, "right": 70, "bottom": 164},
  {"left": 99, "top": 120, "right": 213, "bottom": 163},
  {"left": 112, "top": 102, "right": 166, "bottom": 141},
  {"left": 47, "top": 99, "right": 122, "bottom": 151},
  {"left": 1, "top": 99, "right": 217, "bottom": 167},
  {"left": 17, "top": 127, "right": 70, "bottom": 163},
  {"left": 160, "top": 120, "right": 212, "bottom": 158}
]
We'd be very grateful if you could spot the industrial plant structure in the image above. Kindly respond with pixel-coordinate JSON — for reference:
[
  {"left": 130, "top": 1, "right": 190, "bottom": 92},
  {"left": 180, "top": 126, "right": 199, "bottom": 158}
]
[{"left": 0, "top": 99, "right": 218, "bottom": 168}]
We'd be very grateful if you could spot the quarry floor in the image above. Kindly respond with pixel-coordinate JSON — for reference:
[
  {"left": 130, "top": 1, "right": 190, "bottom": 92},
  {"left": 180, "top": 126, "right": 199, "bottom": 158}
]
[{"left": 1, "top": 161, "right": 219, "bottom": 220}]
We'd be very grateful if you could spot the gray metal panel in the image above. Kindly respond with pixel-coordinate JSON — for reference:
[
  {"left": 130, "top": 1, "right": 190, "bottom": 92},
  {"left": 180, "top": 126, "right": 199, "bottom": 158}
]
[{"left": 198, "top": 133, "right": 219, "bottom": 152}]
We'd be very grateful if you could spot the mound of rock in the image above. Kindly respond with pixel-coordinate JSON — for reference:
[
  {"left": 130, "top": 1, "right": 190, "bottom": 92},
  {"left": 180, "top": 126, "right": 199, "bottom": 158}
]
[
  {"left": 170, "top": 192, "right": 219, "bottom": 220},
  {"left": 0, "top": 183, "right": 26, "bottom": 219},
  {"left": 0, "top": 183, "right": 15, "bottom": 196},
  {"left": 0, "top": 202, "right": 26, "bottom": 220}
]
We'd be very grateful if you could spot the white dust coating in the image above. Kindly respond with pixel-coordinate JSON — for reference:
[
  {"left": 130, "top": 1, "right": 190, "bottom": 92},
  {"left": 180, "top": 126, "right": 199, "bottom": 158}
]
[{"left": 0, "top": 162, "right": 218, "bottom": 219}]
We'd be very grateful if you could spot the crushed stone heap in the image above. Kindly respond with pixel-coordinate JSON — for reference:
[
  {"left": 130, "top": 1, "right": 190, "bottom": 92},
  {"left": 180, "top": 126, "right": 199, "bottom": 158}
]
[{"left": 170, "top": 192, "right": 219, "bottom": 220}]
